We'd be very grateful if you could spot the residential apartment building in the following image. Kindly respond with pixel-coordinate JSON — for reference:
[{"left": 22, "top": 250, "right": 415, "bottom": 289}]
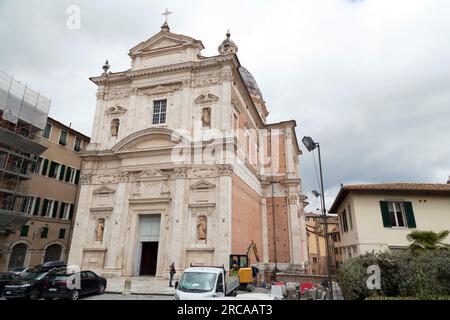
[
  {"left": 0, "top": 71, "right": 50, "bottom": 269},
  {"left": 305, "top": 213, "right": 341, "bottom": 274},
  {"left": 0, "top": 117, "right": 90, "bottom": 271},
  {"left": 329, "top": 183, "right": 450, "bottom": 262}
]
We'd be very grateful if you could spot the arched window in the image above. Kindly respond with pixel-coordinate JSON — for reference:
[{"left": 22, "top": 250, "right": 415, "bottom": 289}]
[
  {"left": 8, "top": 243, "right": 28, "bottom": 269},
  {"left": 44, "top": 244, "right": 63, "bottom": 262}
]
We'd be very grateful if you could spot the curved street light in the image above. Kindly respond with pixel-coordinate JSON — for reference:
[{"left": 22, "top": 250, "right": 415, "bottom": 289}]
[{"left": 302, "top": 136, "right": 334, "bottom": 300}]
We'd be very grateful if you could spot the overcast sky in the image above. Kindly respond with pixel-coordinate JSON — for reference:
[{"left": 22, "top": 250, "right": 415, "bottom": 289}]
[{"left": 1, "top": 0, "right": 449, "bottom": 211}]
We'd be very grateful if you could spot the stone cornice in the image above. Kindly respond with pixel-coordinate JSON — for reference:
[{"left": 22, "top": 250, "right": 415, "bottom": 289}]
[{"left": 90, "top": 55, "right": 237, "bottom": 86}]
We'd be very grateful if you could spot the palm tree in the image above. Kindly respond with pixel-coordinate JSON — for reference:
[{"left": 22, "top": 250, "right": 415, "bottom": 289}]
[{"left": 407, "top": 230, "right": 450, "bottom": 253}]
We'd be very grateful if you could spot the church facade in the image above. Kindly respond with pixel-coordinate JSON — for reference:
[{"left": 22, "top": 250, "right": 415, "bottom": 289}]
[{"left": 68, "top": 22, "right": 308, "bottom": 278}]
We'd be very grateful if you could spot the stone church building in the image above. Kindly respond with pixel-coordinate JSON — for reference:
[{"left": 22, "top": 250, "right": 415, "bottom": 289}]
[{"left": 68, "top": 21, "right": 308, "bottom": 278}]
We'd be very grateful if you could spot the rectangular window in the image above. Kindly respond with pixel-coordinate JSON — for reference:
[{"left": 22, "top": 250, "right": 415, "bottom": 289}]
[
  {"left": 33, "top": 157, "right": 43, "bottom": 174},
  {"left": 40, "top": 227, "right": 49, "bottom": 239},
  {"left": 33, "top": 197, "right": 41, "bottom": 216},
  {"left": 42, "top": 200, "right": 55, "bottom": 218},
  {"left": 42, "top": 123, "right": 52, "bottom": 139},
  {"left": 65, "top": 167, "right": 77, "bottom": 184},
  {"left": 59, "top": 130, "right": 68, "bottom": 146},
  {"left": 48, "top": 161, "right": 61, "bottom": 179},
  {"left": 152, "top": 100, "right": 167, "bottom": 125},
  {"left": 74, "top": 137, "right": 82, "bottom": 152},
  {"left": 388, "top": 201, "right": 407, "bottom": 228},
  {"left": 58, "top": 228, "right": 66, "bottom": 239},
  {"left": 41, "top": 159, "right": 49, "bottom": 176},
  {"left": 60, "top": 203, "right": 72, "bottom": 220},
  {"left": 347, "top": 204, "right": 353, "bottom": 230},
  {"left": 341, "top": 209, "right": 348, "bottom": 233},
  {"left": 20, "top": 225, "right": 29, "bottom": 237},
  {"left": 59, "top": 165, "right": 66, "bottom": 180}
]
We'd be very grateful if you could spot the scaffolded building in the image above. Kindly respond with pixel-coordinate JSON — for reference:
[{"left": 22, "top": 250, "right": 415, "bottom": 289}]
[{"left": 0, "top": 71, "right": 50, "bottom": 235}]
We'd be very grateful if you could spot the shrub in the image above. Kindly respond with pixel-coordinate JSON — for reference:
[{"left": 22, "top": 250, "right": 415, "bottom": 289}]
[{"left": 338, "top": 250, "right": 450, "bottom": 300}]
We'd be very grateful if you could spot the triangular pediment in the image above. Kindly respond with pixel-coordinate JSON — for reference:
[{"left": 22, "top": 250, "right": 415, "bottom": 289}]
[
  {"left": 105, "top": 105, "right": 127, "bottom": 116},
  {"left": 190, "top": 180, "right": 216, "bottom": 190},
  {"left": 136, "top": 169, "right": 167, "bottom": 181},
  {"left": 93, "top": 186, "right": 115, "bottom": 195},
  {"left": 129, "top": 31, "right": 204, "bottom": 57}
]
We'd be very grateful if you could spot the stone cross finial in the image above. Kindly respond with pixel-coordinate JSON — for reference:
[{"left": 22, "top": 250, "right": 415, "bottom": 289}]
[
  {"left": 162, "top": 8, "right": 172, "bottom": 24},
  {"left": 161, "top": 8, "right": 172, "bottom": 31}
]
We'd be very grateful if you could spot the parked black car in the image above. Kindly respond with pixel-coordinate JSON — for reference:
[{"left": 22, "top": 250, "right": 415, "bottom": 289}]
[
  {"left": 2, "top": 268, "right": 65, "bottom": 300},
  {"left": 42, "top": 270, "right": 107, "bottom": 300},
  {"left": 35, "top": 261, "right": 66, "bottom": 272},
  {"left": 0, "top": 273, "right": 21, "bottom": 297}
]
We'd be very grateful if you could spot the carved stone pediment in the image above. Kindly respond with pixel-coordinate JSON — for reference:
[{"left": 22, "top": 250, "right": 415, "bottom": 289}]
[
  {"left": 138, "top": 83, "right": 182, "bottom": 96},
  {"left": 190, "top": 180, "right": 216, "bottom": 190},
  {"left": 136, "top": 169, "right": 168, "bottom": 181},
  {"left": 105, "top": 105, "right": 127, "bottom": 116},
  {"left": 138, "top": 36, "right": 185, "bottom": 54},
  {"left": 93, "top": 186, "right": 116, "bottom": 195},
  {"left": 195, "top": 93, "right": 219, "bottom": 105}
]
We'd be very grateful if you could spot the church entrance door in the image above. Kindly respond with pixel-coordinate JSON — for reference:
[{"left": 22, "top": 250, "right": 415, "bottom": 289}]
[
  {"left": 138, "top": 215, "right": 161, "bottom": 276},
  {"left": 140, "top": 242, "right": 159, "bottom": 276}
]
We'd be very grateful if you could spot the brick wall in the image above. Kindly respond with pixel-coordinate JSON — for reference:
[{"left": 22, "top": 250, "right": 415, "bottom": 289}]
[
  {"left": 231, "top": 174, "right": 263, "bottom": 264},
  {"left": 266, "top": 197, "right": 290, "bottom": 263}
]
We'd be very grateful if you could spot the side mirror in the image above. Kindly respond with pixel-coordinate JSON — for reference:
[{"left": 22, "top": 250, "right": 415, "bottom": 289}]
[
  {"left": 217, "top": 283, "right": 224, "bottom": 293},
  {"left": 174, "top": 281, "right": 179, "bottom": 290}
]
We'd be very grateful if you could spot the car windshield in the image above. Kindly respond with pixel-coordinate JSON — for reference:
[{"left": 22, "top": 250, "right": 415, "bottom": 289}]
[
  {"left": 178, "top": 272, "right": 217, "bottom": 293},
  {"left": 20, "top": 272, "right": 47, "bottom": 281}
]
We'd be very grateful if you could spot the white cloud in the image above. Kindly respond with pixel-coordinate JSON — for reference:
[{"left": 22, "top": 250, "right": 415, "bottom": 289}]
[{"left": 1, "top": 0, "right": 449, "bottom": 210}]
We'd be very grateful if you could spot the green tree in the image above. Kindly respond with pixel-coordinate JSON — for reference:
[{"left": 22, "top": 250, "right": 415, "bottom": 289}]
[{"left": 407, "top": 230, "right": 450, "bottom": 253}]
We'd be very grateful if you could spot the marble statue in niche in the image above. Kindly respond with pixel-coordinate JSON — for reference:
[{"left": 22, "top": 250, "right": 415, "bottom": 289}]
[
  {"left": 111, "top": 118, "right": 120, "bottom": 137},
  {"left": 197, "top": 215, "right": 207, "bottom": 241},
  {"left": 95, "top": 218, "right": 105, "bottom": 242},
  {"left": 202, "top": 108, "right": 211, "bottom": 128}
]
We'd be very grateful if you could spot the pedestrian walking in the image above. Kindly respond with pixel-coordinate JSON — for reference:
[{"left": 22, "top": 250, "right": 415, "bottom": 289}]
[{"left": 169, "top": 262, "right": 176, "bottom": 287}]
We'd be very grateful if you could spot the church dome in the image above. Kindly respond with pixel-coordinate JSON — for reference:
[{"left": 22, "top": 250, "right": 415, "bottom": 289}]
[{"left": 238, "top": 66, "right": 263, "bottom": 99}]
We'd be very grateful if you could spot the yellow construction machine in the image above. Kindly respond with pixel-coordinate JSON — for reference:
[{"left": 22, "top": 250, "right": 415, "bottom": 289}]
[{"left": 229, "top": 240, "right": 260, "bottom": 292}]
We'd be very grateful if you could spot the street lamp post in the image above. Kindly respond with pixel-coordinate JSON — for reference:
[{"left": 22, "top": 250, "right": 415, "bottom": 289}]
[{"left": 302, "top": 136, "right": 334, "bottom": 300}]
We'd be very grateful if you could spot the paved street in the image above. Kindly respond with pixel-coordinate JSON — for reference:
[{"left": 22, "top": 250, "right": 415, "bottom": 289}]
[{"left": 0, "top": 293, "right": 173, "bottom": 301}]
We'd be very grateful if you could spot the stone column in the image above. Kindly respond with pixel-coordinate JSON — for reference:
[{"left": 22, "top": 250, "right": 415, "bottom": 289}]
[
  {"left": 216, "top": 164, "right": 233, "bottom": 267},
  {"left": 107, "top": 172, "right": 130, "bottom": 276},
  {"left": 169, "top": 167, "right": 188, "bottom": 270},
  {"left": 67, "top": 180, "right": 94, "bottom": 267},
  {"left": 260, "top": 198, "right": 270, "bottom": 263},
  {"left": 287, "top": 190, "right": 302, "bottom": 265}
]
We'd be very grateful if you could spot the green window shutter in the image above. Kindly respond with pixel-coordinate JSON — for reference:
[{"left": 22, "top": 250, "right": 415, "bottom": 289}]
[
  {"left": 33, "top": 197, "right": 41, "bottom": 216},
  {"left": 48, "top": 161, "right": 56, "bottom": 178},
  {"left": 52, "top": 201, "right": 59, "bottom": 218},
  {"left": 59, "top": 228, "right": 66, "bottom": 239},
  {"left": 59, "top": 203, "right": 65, "bottom": 219},
  {"left": 74, "top": 170, "right": 80, "bottom": 185},
  {"left": 59, "top": 165, "right": 66, "bottom": 180},
  {"left": 41, "top": 199, "right": 49, "bottom": 217},
  {"left": 65, "top": 168, "right": 71, "bottom": 182},
  {"left": 20, "top": 225, "right": 29, "bottom": 237},
  {"left": 404, "top": 201, "right": 416, "bottom": 228},
  {"left": 42, "top": 159, "right": 49, "bottom": 176},
  {"left": 41, "top": 227, "right": 48, "bottom": 238},
  {"left": 379, "top": 201, "right": 392, "bottom": 228},
  {"left": 68, "top": 205, "right": 74, "bottom": 220}
]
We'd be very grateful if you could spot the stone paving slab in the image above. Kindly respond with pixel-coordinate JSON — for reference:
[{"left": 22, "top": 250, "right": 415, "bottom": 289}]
[{"left": 104, "top": 277, "right": 175, "bottom": 296}]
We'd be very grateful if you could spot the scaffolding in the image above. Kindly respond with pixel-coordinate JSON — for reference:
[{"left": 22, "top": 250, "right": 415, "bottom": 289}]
[{"left": 0, "top": 71, "right": 50, "bottom": 234}]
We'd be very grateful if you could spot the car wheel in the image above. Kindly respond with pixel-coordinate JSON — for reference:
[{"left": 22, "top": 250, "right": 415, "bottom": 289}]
[
  {"left": 29, "top": 288, "right": 40, "bottom": 300},
  {"left": 97, "top": 283, "right": 105, "bottom": 295},
  {"left": 70, "top": 290, "right": 79, "bottom": 301}
]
